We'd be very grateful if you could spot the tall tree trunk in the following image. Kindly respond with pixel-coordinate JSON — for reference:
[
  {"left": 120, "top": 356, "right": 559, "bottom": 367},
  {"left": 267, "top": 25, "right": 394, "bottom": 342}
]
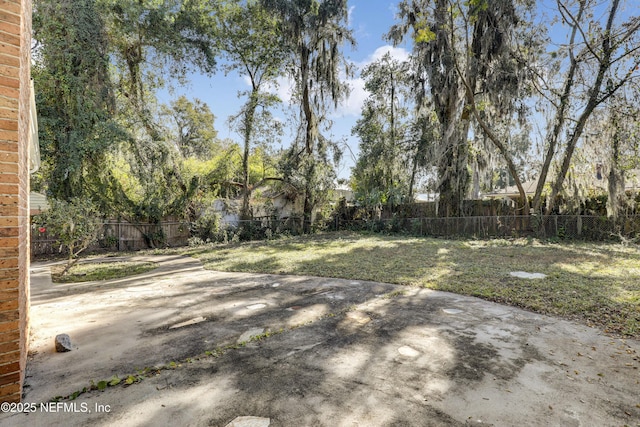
[
  {"left": 607, "top": 109, "right": 624, "bottom": 218},
  {"left": 531, "top": 2, "right": 585, "bottom": 213},
  {"left": 241, "top": 91, "right": 258, "bottom": 220},
  {"left": 544, "top": 0, "right": 619, "bottom": 215},
  {"left": 437, "top": 116, "right": 471, "bottom": 217},
  {"left": 302, "top": 161, "right": 315, "bottom": 233}
]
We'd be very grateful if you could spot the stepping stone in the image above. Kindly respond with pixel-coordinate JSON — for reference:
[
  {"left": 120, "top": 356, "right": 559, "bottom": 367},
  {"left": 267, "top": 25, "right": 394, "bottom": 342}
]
[
  {"left": 271, "top": 283, "right": 280, "bottom": 288},
  {"left": 510, "top": 271, "right": 546, "bottom": 279},
  {"left": 398, "top": 346, "right": 420, "bottom": 357},
  {"left": 442, "top": 309, "right": 463, "bottom": 315},
  {"left": 225, "top": 416, "right": 270, "bottom": 427},
  {"left": 246, "top": 303, "right": 267, "bottom": 310},
  {"left": 346, "top": 311, "right": 370, "bottom": 325},
  {"left": 169, "top": 316, "right": 206, "bottom": 329},
  {"left": 237, "top": 328, "right": 265, "bottom": 343}
]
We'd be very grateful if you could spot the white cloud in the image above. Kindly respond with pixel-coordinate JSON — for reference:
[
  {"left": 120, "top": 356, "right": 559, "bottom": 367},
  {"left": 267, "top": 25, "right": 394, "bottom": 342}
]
[
  {"left": 239, "top": 44, "right": 411, "bottom": 119},
  {"left": 336, "top": 76, "right": 366, "bottom": 117},
  {"left": 263, "top": 75, "right": 295, "bottom": 104},
  {"left": 335, "top": 45, "right": 411, "bottom": 118},
  {"left": 348, "top": 5, "right": 356, "bottom": 25},
  {"left": 358, "top": 45, "right": 410, "bottom": 68},
  {"left": 241, "top": 73, "right": 294, "bottom": 104}
]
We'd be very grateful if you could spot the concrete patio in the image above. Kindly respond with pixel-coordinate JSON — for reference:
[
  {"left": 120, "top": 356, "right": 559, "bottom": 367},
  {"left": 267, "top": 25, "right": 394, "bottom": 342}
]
[{"left": 1, "top": 255, "right": 638, "bottom": 426}]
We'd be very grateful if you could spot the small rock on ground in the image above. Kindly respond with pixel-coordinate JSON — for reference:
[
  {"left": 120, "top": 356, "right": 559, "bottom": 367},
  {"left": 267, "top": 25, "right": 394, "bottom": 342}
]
[{"left": 54, "top": 334, "right": 72, "bottom": 352}]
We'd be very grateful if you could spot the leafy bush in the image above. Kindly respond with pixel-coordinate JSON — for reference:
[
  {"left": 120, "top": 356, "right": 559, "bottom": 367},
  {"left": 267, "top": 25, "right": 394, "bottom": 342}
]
[{"left": 191, "top": 212, "right": 221, "bottom": 242}]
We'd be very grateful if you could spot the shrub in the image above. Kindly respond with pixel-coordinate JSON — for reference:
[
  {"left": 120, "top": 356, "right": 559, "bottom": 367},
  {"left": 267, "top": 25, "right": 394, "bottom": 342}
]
[{"left": 35, "top": 198, "right": 103, "bottom": 275}]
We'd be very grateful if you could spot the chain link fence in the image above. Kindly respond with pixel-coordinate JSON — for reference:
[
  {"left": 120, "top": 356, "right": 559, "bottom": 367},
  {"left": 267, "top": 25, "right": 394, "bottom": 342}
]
[{"left": 32, "top": 214, "right": 640, "bottom": 257}]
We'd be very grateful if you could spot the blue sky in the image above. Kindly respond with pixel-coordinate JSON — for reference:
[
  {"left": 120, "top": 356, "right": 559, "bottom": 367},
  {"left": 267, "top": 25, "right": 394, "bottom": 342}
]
[{"left": 161, "top": 1, "right": 411, "bottom": 179}]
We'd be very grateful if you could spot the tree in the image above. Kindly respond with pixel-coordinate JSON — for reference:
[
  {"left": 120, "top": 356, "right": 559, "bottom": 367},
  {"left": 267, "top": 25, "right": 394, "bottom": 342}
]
[
  {"left": 32, "top": 0, "right": 121, "bottom": 200},
  {"left": 160, "top": 96, "right": 218, "bottom": 159},
  {"left": 352, "top": 52, "right": 415, "bottom": 206},
  {"left": 33, "top": 0, "right": 222, "bottom": 234},
  {"left": 36, "top": 199, "right": 103, "bottom": 275},
  {"left": 389, "top": 0, "right": 537, "bottom": 216},
  {"left": 262, "top": 0, "right": 354, "bottom": 230},
  {"left": 530, "top": 0, "right": 640, "bottom": 214},
  {"left": 216, "top": 0, "right": 285, "bottom": 219},
  {"left": 94, "top": 0, "right": 221, "bottom": 234}
]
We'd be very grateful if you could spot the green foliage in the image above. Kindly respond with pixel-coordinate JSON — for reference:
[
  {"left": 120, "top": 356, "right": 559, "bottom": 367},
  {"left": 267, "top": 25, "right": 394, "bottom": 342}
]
[
  {"left": 33, "top": 0, "right": 226, "bottom": 232},
  {"left": 160, "top": 96, "right": 219, "bottom": 159},
  {"left": 216, "top": 0, "right": 286, "bottom": 219},
  {"left": 33, "top": 0, "right": 122, "bottom": 200},
  {"left": 36, "top": 199, "right": 103, "bottom": 272},
  {"left": 389, "top": 0, "right": 537, "bottom": 216},
  {"left": 352, "top": 52, "right": 420, "bottom": 206},
  {"left": 191, "top": 212, "right": 221, "bottom": 242},
  {"left": 262, "top": 0, "right": 354, "bottom": 228}
]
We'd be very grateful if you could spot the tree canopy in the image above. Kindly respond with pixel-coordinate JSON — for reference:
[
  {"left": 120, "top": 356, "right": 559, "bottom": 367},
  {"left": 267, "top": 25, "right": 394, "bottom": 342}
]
[{"left": 33, "top": 0, "right": 640, "bottom": 240}]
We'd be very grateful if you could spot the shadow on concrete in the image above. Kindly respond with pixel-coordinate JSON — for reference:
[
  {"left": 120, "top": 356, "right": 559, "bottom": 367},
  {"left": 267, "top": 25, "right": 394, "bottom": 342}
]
[{"left": 7, "top": 250, "right": 640, "bottom": 426}]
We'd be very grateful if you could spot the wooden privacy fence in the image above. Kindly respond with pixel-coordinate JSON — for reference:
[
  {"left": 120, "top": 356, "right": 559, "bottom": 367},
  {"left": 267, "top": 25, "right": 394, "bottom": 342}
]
[{"left": 31, "top": 219, "right": 190, "bottom": 256}]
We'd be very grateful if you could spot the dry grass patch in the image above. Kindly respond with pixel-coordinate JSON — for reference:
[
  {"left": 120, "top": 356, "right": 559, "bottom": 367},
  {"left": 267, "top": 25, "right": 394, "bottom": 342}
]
[{"left": 52, "top": 260, "right": 157, "bottom": 283}]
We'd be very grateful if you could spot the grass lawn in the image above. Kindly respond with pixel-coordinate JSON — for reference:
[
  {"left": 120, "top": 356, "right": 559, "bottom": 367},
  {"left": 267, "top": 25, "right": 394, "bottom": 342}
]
[
  {"left": 182, "top": 231, "right": 640, "bottom": 338},
  {"left": 51, "top": 260, "right": 157, "bottom": 283}
]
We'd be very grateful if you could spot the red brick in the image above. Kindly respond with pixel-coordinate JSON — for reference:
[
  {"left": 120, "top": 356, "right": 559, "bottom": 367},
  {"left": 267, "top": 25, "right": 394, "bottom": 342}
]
[
  {"left": 0, "top": 340, "right": 18, "bottom": 355},
  {"left": 0, "top": 11, "right": 20, "bottom": 27},
  {"left": 0, "top": 163, "right": 18, "bottom": 174},
  {"left": 0, "top": 32, "right": 19, "bottom": 49},
  {"left": 0, "top": 361, "right": 19, "bottom": 376},
  {"left": 0, "top": 350, "right": 18, "bottom": 364},
  {"left": 0, "top": 21, "right": 20, "bottom": 38},
  {"left": 0, "top": 383, "right": 20, "bottom": 401},
  {"left": 0, "top": 371, "right": 19, "bottom": 387},
  {"left": 0, "top": 86, "right": 18, "bottom": 99},
  {"left": 0, "top": 322, "right": 17, "bottom": 336},
  {"left": 0, "top": 270, "right": 18, "bottom": 282},
  {"left": 0, "top": 279, "right": 17, "bottom": 290},
  {"left": 0, "top": 130, "right": 17, "bottom": 142},
  {"left": 0, "top": 297, "right": 18, "bottom": 312},
  {"left": 0, "top": 218, "right": 17, "bottom": 229},
  {"left": 0, "top": 64, "right": 18, "bottom": 79},
  {"left": 0, "top": 328, "right": 18, "bottom": 341},
  {"left": 0, "top": 1, "right": 21, "bottom": 16},
  {"left": 0, "top": 43, "right": 20, "bottom": 58},
  {"left": 0, "top": 118, "right": 17, "bottom": 131},
  {"left": 0, "top": 247, "right": 19, "bottom": 258},
  {"left": 0, "top": 228, "right": 18, "bottom": 239},
  {"left": 0, "top": 52, "right": 19, "bottom": 68},
  {"left": 0, "top": 74, "right": 18, "bottom": 90},
  {"left": 0, "top": 290, "right": 18, "bottom": 302},
  {"left": 0, "top": 184, "right": 16, "bottom": 194}
]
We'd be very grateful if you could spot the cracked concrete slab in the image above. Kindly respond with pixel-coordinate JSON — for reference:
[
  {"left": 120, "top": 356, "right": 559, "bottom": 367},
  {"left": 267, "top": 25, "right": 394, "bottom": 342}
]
[{"left": 1, "top": 254, "right": 638, "bottom": 427}]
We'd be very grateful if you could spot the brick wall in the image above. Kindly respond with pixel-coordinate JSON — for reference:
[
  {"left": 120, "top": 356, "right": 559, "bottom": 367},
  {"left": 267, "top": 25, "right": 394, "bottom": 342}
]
[{"left": 0, "top": 0, "right": 31, "bottom": 403}]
